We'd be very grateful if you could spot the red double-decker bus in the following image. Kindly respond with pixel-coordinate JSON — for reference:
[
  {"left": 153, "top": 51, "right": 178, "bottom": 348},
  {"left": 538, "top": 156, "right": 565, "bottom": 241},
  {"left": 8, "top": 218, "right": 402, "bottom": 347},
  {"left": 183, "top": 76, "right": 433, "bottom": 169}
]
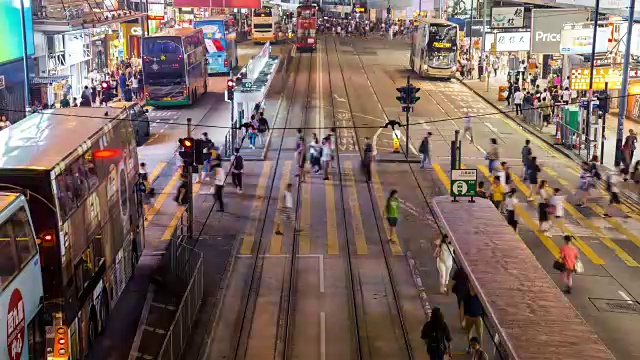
[{"left": 296, "top": 4, "right": 317, "bottom": 51}]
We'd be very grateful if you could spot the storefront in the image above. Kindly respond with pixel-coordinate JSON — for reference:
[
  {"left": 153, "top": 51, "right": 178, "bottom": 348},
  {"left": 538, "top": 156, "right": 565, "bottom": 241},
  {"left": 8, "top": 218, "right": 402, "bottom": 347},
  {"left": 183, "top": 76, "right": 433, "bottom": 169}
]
[{"left": 121, "top": 23, "right": 143, "bottom": 59}]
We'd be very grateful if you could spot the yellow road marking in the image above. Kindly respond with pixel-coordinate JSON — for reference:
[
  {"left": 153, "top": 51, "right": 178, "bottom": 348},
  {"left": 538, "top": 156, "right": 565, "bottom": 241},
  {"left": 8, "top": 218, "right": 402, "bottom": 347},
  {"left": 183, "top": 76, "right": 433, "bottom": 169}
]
[
  {"left": 325, "top": 179, "right": 339, "bottom": 255},
  {"left": 477, "top": 165, "right": 561, "bottom": 258},
  {"left": 371, "top": 165, "right": 403, "bottom": 255},
  {"left": 161, "top": 183, "right": 202, "bottom": 240},
  {"left": 144, "top": 171, "right": 182, "bottom": 228},
  {"left": 344, "top": 161, "right": 368, "bottom": 255},
  {"left": 269, "top": 161, "right": 292, "bottom": 255},
  {"left": 239, "top": 161, "right": 272, "bottom": 255},
  {"left": 299, "top": 179, "right": 311, "bottom": 254},
  {"left": 147, "top": 161, "right": 167, "bottom": 184},
  {"left": 432, "top": 163, "right": 450, "bottom": 190},
  {"left": 507, "top": 169, "right": 605, "bottom": 265}
]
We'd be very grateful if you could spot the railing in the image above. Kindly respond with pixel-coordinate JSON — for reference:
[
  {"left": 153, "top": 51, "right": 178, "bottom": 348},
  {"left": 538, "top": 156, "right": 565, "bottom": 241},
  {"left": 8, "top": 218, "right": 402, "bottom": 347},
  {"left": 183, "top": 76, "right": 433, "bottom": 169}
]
[
  {"left": 156, "top": 230, "right": 204, "bottom": 360},
  {"left": 520, "top": 104, "right": 544, "bottom": 131}
]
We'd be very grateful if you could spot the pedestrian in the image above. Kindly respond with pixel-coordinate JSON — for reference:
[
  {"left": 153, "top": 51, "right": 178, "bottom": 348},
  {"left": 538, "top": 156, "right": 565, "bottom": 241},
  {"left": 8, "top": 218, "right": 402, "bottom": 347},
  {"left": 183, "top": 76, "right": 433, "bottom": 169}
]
[
  {"left": 247, "top": 115, "right": 258, "bottom": 149},
  {"left": 623, "top": 129, "right": 637, "bottom": 175},
  {"left": 541, "top": 96, "right": 551, "bottom": 127},
  {"left": 60, "top": 94, "right": 71, "bottom": 108},
  {"left": 309, "top": 133, "right": 322, "bottom": 174},
  {"left": 489, "top": 176, "right": 504, "bottom": 212},
  {"left": 119, "top": 71, "right": 127, "bottom": 96},
  {"left": 132, "top": 73, "right": 139, "bottom": 99},
  {"left": 561, "top": 86, "right": 571, "bottom": 104},
  {"left": 419, "top": 132, "right": 432, "bottom": 169},
  {"left": 538, "top": 180, "right": 551, "bottom": 232},
  {"left": 499, "top": 161, "right": 512, "bottom": 193},
  {"left": 211, "top": 164, "right": 225, "bottom": 212},
  {"left": 435, "top": 235, "right": 454, "bottom": 294},
  {"left": 559, "top": 234, "right": 579, "bottom": 293},
  {"left": 550, "top": 188, "right": 564, "bottom": 218},
  {"left": 505, "top": 189, "right": 518, "bottom": 231},
  {"left": 175, "top": 173, "right": 189, "bottom": 205},
  {"left": 257, "top": 113, "right": 270, "bottom": 145},
  {"left": 321, "top": 136, "right": 332, "bottom": 180},
  {"left": 603, "top": 168, "right": 624, "bottom": 217},
  {"left": 230, "top": 147, "right": 244, "bottom": 193},
  {"left": 384, "top": 189, "right": 399, "bottom": 243},
  {"left": 513, "top": 88, "right": 523, "bottom": 115},
  {"left": 362, "top": 136, "right": 374, "bottom": 182},
  {"left": 420, "top": 307, "right": 452, "bottom": 360},
  {"left": 476, "top": 181, "right": 487, "bottom": 199},
  {"left": 296, "top": 130, "right": 307, "bottom": 182},
  {"left": 526, "top": 156, "right": 541, "bottom": 201},
  {"left": 576, "top": 162, "right": 593, "bottom": 207},
  {"left": 447, "top": 266, "right": 469, "bottom": 328},
  {"left": 123, "top": 84, "right": 133, "bottom": 102},
  {"left": 0, "top": 116, "right": 10, "bottom": 130},
  {"left": 469, "top": 337, "right": 489, "bottom": 360},
  {"left": 486, "top": 138, "right": 499, "bottom": 174},
  {"left": 463, "top": 285, "right": 484, "bottom": 350},
  {"left": 463, "top": 113, "right": 474, "bottom": 143},
  {"left": 274, "top": 183, "right": 294, "bottom": 236}
]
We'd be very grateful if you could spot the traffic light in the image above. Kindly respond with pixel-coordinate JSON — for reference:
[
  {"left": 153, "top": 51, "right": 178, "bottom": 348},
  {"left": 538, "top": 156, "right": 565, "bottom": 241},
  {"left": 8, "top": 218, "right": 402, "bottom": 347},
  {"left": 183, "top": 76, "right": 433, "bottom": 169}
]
[
  {"left": 227, "top": 79, "right": 235, "bottom": 101},
  {"left": 178, "top": 137, "right": 195, "bottom": 164},
  {"left": 193, "top": 138, "right": 210, "bottom": 165},
  {"left": 395, "top": 84, "right": 420, "bottom": 105},
  {"left": 53, "top": 326, "right": 69, "bottom": 359}
]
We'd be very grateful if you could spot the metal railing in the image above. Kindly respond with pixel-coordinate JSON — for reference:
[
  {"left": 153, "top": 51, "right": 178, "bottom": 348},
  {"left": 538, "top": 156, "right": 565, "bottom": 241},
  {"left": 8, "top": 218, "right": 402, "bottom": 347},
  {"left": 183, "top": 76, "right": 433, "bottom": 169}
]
[
  {"left": 520, "top": 104, "right": 544, "bottom": 131},
  {"left": 156, "top": 232, "right": 204, "bottom": 360}
]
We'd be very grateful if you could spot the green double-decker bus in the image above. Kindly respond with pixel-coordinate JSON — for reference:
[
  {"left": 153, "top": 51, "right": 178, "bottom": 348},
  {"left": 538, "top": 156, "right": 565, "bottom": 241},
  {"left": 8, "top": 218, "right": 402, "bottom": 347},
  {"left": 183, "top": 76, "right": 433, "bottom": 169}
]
[{"left": 142, "top": 28, "right": 208, "bottom": 106}]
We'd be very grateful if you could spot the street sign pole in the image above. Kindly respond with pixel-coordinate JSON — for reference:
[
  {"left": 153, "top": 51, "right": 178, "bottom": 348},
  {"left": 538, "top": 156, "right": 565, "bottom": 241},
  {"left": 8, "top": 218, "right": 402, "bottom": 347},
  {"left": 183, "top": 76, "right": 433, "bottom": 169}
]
[{"left": 186, "top": 117, "right": 194, "bottom": 239}]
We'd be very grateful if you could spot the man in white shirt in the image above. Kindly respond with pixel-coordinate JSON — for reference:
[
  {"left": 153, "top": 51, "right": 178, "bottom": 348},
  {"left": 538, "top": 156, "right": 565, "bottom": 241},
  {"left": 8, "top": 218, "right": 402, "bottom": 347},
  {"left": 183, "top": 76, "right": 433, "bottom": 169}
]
[
  {"left": 274, "top": 182, "right": 293, "bottom": 235},
  {"left": 561, "top": 87, "right": 572, "bottom": 104},
  {"left": 562, "top": 76, "right": 570, "bottom": 90},
  {"left": 513, "top": 90, "right": 524, "bottom": 115},
  {"left": 212, "top": 165, "right": 225, "bottom": 212}
]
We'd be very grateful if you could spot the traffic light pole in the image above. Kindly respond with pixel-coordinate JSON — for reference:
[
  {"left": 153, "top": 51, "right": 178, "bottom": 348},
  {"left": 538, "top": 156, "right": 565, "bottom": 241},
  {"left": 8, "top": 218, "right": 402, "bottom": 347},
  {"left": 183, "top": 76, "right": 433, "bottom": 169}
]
[
  {"left": 405, "top": 76, "right": 410, "bottom": 159},
  {"left": 187, "top": 117, "right": 194, "bottom": 240}
]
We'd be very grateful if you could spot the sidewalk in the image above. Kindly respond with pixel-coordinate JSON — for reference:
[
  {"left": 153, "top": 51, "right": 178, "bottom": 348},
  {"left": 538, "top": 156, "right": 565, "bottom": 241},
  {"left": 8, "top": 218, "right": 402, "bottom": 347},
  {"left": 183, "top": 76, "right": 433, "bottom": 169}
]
[{"left": 459, "top": 75, "right": 640, "bottom": 201}]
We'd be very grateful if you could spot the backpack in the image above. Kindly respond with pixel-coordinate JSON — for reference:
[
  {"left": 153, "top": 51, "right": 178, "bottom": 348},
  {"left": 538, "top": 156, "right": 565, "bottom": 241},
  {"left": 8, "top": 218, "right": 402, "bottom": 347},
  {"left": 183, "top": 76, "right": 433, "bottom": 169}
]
[
  {"left": 233, "top": 155, "right": 244, "bottom": 171},
  {"left": 423, "top": 325, "right": 447, "bottom": 354}
]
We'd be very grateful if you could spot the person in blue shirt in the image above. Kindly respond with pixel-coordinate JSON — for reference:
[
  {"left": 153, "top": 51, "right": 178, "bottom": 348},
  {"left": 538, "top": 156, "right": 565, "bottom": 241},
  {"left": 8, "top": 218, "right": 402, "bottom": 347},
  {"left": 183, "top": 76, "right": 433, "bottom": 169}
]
[
  {"left": 123, "top": 84, "right": 133, "bottom": 102},
  {"left": 118, "top": 73, "right": 127, "bottom": 96}
]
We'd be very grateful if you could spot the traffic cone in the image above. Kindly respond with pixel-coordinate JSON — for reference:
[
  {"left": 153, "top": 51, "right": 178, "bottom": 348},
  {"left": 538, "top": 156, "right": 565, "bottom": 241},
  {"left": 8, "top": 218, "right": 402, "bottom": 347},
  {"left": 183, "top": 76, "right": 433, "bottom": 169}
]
[{"left": 555, "top": 124, "right": 562, "bottom": 145}]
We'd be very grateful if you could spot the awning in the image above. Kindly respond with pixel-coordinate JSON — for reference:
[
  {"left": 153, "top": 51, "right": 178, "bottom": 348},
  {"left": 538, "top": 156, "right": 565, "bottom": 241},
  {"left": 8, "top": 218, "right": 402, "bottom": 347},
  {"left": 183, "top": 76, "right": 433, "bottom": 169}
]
[{"left": 29, "top": 75, "right": 70, "bottom": 85}]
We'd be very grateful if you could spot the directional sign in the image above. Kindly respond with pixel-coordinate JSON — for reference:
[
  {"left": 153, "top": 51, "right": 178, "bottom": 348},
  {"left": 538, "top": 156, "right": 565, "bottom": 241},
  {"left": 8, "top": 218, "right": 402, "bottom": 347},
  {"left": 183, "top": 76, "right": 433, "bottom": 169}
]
[
  {"left": 450, "top": 169, "right": 477, "bottom": 197},
  {"left": 242, "top": 79, "right": 253, "bottom": 89}
]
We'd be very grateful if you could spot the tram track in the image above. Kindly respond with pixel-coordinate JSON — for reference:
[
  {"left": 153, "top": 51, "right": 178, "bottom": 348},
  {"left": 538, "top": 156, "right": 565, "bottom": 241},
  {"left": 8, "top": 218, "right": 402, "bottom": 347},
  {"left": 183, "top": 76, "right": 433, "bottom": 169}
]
[{"left": 326, "top": 35, "right": 416, "bottom": 359}]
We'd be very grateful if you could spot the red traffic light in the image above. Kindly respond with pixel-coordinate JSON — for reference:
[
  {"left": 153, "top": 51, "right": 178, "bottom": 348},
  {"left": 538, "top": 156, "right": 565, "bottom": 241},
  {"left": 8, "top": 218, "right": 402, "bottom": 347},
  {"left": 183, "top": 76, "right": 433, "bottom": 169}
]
[
  {"left": 184, "top": 139, "right": 193, "bottom": 147},
  {"left": 227, "top": 79, "right": 235, "bottom": 88},
  {"left": 180, "top": 137, "right": 195, "bottom": 150}
]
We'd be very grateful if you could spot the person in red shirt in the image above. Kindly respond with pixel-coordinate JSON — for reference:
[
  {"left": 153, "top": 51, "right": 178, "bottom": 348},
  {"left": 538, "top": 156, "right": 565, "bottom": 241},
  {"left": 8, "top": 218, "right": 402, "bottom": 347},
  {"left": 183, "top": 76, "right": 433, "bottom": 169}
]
[{"left": 559, "top": 235, "right": 579, "bottom": 294}]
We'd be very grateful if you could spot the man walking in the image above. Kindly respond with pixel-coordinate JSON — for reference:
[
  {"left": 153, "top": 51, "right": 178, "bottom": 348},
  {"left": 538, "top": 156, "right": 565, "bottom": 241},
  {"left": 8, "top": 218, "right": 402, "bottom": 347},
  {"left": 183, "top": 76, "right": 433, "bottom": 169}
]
[
  {"left": 419, "top": 132, "right": 432, "bottom": 169},
  {"left": 212, "top": 164, "right": 225, "bottom": 212},
  {"left": 362, "top": 137, "right": 374, "bottom": 182},
  {"left": 463, "top": 113, "right": 474, "bottom": 144},
  {"left": 513, "top": 88, "right": 524, "bottom": 115},
  {"left": 230, "top": 147, "right": 244, "bottom": 193},
  {"left": 521, "top": 139, "right": 532, "bottom": 179}
]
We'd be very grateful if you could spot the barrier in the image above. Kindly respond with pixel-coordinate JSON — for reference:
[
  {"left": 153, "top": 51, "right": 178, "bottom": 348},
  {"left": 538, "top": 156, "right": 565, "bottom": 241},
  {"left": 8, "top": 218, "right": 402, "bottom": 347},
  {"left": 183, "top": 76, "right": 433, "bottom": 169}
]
[{"left": 520, "top": 104, "right": 544, "bottom": 131}]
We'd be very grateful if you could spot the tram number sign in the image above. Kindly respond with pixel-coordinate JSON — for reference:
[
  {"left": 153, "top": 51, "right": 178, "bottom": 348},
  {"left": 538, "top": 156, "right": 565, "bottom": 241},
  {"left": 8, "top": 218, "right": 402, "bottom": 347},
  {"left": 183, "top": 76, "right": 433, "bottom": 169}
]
[{"left": 450, "top": 169, "right": 477, "bottom": 197}]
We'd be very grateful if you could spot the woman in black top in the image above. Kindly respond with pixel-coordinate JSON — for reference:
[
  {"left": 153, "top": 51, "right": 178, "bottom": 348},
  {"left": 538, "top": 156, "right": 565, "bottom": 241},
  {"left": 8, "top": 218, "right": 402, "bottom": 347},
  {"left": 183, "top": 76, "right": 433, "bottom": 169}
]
[
  {"left": 420, "top": 307, "right": 452, "bottom": 360},
  {"left": 448, "top": 267, "right": 469, "bottom": 328}
]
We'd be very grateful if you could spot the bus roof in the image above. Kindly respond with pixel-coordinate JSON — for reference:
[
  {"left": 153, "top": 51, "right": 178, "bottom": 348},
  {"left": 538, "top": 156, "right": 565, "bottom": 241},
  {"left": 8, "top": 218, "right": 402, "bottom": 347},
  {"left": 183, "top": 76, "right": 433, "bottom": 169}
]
[
  {"left": 0, "top": 107, "right": 120, "bottom": 170},
  {"left": 146, "top": 27, "right": 202, "bottom": 38}
]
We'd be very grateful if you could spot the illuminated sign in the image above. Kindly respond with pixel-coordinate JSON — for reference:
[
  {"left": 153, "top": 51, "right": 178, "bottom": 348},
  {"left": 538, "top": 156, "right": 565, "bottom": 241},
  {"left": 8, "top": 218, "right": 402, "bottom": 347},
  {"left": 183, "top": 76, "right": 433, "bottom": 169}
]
[
  {"left": 355, "top": 7, "right": 365, "bottom": 12},
  {"left": 432, "top": 42, "right": 452, "bottom": 48},
  {"left": 131, "top": 26, "right": 143, "bottom": 35},
  {"left": 570, "top": 68, "right": 622, "bottom": 91}
]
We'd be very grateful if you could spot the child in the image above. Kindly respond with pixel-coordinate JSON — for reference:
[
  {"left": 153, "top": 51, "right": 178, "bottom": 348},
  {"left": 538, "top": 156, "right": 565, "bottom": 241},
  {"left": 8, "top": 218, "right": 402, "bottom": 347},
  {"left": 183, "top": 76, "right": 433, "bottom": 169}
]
[
  {"left": 476, "top": 181, "right": 487, "bottom": 199},
  {"left": 275, "top": 183, "right": 294, "bottom": 235},
  {"left": 505, "top": 189, "right": 518, "bottom": 231},
  {"left": 550, "top": 188, "right": 564, "bottom": 218}
]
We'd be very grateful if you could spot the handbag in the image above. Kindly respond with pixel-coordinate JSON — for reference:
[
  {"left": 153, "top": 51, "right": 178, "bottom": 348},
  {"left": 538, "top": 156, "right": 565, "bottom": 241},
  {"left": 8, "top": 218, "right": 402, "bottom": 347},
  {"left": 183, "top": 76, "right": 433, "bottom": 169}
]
[
  {"left": 553, "top": 259, "right": 566, "bottom": 272},
  {"left": 574, "top": 259, "right": 584, "bottom": 274}
]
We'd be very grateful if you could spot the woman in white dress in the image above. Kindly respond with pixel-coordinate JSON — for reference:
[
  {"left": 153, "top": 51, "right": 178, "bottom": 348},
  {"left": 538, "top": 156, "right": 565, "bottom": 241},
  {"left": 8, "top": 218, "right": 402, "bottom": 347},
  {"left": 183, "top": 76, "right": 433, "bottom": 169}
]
[{"left": 435, "top": 235, "right": 454, "bottom": 294}]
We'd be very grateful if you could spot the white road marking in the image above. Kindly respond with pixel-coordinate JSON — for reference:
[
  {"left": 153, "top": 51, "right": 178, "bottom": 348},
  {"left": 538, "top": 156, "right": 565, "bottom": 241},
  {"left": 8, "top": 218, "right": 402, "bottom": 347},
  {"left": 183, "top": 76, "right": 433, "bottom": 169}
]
[
  {"left": 320, "top": 312, "right": 326, "bottom": 360},
  {"left": 333, "top": 94, "right": 347, "bottom": 102},
  {"left": 319, "top": 254, "right": 325, "bottom": 293},
  {"left": 484, "top": 121, "right": 498, "bottom": 132},
  {"left": 618, "top": 290, "right": 633, "bottom": 303},
  {"left": 129, "top": 285, "right": 156, "bottom": 357}
]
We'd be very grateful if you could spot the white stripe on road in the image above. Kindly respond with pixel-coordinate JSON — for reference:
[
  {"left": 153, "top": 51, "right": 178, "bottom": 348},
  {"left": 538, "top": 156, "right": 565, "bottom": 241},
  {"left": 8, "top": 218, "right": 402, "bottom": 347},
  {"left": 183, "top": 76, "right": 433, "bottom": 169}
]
[
  {"left": 319, "top": 254, "right": 325, "bottom": 293},
  {"left": 618, "top": 290, "right": 633, "bottom": 303},
  {"left": 320, "top": 312, "right": 326, "bottom": 360}
]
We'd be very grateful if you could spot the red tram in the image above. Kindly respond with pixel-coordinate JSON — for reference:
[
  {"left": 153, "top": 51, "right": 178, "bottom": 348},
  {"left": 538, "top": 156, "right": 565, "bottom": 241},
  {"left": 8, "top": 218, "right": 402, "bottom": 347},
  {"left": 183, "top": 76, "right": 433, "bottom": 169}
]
[{"left": 296, "top": 4, "right": 317, "bottom": 51}]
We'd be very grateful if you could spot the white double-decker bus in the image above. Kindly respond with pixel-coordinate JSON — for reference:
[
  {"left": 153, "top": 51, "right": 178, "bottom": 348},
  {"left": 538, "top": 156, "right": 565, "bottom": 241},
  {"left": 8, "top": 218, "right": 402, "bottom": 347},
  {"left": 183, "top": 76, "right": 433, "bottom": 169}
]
[
  {"left": 410, "top": 19, "right": 459, "bottom": 79},
  {"left": 252, "top": 5, "right": 283, "bottom": 43}
]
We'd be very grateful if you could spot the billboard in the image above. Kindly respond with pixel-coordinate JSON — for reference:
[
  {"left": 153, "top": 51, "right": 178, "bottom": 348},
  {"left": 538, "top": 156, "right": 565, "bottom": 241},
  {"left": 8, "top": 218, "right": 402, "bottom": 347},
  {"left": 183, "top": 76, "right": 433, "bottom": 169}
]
[
  {"left": 531, "top": 9, "right": 590, "bottom": 54},
  {"left": 0, "top": 0, "right": 35, "bottom": 65},
  {"left": 193, "top": 19, "right": 229, "bottom": 74},
  {"left": 560, "top": 27, "right": 609, "bottom": 54},
  {"left": 491, "top": 7, "right": 524, "bottom": 28},
  {"left": 173, "top": 0, "right": 260, "bottom": 8},
  {"left": 495, "top": 31, "right": 531, "bottom": 52}
]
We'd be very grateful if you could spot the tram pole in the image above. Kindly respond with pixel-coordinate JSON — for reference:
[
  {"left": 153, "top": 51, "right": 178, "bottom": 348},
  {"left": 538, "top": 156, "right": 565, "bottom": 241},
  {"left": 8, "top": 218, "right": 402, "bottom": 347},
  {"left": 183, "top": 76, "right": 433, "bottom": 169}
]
[
  {"left": 616, "top": 0, "right": 636, "bottom": 166},
  {"left": 187, "top": 117, "right": 194, "bottom": 239}
]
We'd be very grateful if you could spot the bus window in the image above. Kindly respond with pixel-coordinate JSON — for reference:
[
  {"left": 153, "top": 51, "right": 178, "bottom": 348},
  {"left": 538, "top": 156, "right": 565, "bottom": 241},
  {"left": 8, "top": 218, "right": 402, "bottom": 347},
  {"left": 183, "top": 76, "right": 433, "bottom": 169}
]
[
  {"left": 56, "top": 172, "right": 77, "bottom": 219},
  {"left": 0, "top": 239, "right": 19, "bottom": 287},
  {"left": 0, "top": 207, "right": 36, "bottom": 287}
]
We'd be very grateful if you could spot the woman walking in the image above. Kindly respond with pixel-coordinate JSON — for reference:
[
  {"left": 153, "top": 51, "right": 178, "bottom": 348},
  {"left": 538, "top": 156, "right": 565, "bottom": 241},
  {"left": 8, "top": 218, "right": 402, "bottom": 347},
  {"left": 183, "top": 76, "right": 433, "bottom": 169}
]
[
  {"left": 385, "top": 190, "right": 400, "bottom": 243},
  {"left": 448, "top": 267, "right": 469, "bottom": 328},
  {"left": 537, "top": 180, "right": 552, "bottom": 232},
  {"left": 487, "top": 138, "right": 499, "bottom": 174},
  {"left": 526, "top": 157, "right": 541, "bottom": 201},
  {"left": 420, "top": 307, "right": 452, "bottom": 360},
  {"left": 435, "top": 236, "right": 454, "bottom": 294},
  {"left": 559, "top": 234, "right": 579, "bottom": 293}
]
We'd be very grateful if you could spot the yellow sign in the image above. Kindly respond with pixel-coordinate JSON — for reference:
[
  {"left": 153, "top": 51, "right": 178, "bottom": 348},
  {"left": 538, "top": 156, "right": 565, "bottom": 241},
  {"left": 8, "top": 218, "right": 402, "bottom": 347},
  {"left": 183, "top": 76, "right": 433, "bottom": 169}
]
[
  {"left": 355, "top": 7, "right": 365, "bottom": 12},
  {"left": 570, "top": 67, "right": 622, "bottom": 91},
  {"left": 393, "top": 137, "right": 400, "bottom": 153},
  {"left": 432, "top": 41, "right": 452, "bottom": 49}
]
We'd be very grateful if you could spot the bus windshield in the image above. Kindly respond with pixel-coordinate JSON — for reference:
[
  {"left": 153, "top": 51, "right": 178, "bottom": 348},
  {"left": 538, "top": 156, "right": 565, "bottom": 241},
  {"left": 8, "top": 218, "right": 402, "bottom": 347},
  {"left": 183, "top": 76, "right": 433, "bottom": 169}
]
[
  {"left": 142, "top": 37, "right": 186, "bottom": 85},
  {"left": 427, "top": 24, "right": 457, "bottom": 68}
]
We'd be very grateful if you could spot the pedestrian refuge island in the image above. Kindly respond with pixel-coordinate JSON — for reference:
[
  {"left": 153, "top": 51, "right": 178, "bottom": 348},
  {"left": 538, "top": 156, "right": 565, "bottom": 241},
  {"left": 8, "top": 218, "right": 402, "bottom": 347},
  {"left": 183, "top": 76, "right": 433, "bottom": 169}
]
[{"left": 432, "top": 196, "right": 615, "bottom": 360}]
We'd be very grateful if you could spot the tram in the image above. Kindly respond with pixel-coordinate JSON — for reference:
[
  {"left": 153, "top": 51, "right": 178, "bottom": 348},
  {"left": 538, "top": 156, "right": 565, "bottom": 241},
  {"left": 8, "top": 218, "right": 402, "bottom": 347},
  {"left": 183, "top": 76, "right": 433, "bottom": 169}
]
[{"left": 296, "top": 4, "right": 317, "bottom": 51}]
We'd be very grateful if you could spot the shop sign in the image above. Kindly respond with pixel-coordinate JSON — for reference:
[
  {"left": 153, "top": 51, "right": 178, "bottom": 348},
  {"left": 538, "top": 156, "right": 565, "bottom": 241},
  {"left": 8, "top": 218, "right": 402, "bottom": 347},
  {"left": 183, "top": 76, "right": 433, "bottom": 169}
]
[
  {"left": 491, "top": 7, "right": 524, "bottom": 28},
  {"left": 148, "top": 3, "right": 165, "bottom": 20},
  {"left": 531, "top": 9, "right": 591, "bottom": 54},
  {"left": 130, "top": 26, "right": 143, "bottom": 35},
  {"left": 495, "top": 31, "right": 530, "bottom": 52},
  {"left": 570, "top": 68, "right": 622, "bottom": 91},
  {"left": 560, "top": 26, "right": 609, "bottom": 54}
]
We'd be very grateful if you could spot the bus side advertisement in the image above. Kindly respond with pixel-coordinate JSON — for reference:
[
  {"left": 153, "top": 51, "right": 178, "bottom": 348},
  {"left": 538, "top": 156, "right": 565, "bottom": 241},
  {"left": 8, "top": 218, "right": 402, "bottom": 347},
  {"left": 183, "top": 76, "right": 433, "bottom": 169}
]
[{"left": 195, "top": 20, "right": 228, "bottom": 74}]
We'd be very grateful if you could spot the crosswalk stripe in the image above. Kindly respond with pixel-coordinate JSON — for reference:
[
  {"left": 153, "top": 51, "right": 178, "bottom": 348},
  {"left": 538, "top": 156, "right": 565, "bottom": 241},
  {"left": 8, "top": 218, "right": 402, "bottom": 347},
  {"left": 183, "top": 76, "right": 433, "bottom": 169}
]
[
  {"left": 148, "top": 162, "right": 167, "bottom": 184},
  {"left": 144, "top": 171, "right": 182, "bottom": 228},
  {"left": 506, "top": 169, "right": 605, "bottom": 265},
  {"left": 269, "top": 161, "right": 293, "bottom": 255},
  {"left": 161, "top": 183, "right": 202, "bottom": 240},
  {"left": 299, "top": 178, "right": 311, "bottom": 254},
  {"left": 239, "top": 161, "right": 273, "bottom": 255},
  {"left": 371, "top": 165, "right": 403, "bottom": 255},
  {"left": 325, "top": 179, "right": 339, "bottom": 255},
  {"left": 344, "top": 161, "right": 368, "bottom": 255}
]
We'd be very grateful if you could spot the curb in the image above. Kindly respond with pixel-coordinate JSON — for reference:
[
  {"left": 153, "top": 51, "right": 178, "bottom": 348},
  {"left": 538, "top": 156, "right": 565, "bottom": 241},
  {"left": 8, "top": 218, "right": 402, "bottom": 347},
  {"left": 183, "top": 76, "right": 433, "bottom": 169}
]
[{"left": 405, "top": 251, "right": 432, "bottom": 316}]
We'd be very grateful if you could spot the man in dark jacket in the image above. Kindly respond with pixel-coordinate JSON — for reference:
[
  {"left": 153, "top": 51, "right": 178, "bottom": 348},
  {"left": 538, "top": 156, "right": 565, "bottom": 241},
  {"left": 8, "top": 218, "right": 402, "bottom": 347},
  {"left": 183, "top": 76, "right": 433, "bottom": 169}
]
[{"left": 419, "top": 132, "right": 432, "bottom": 169}]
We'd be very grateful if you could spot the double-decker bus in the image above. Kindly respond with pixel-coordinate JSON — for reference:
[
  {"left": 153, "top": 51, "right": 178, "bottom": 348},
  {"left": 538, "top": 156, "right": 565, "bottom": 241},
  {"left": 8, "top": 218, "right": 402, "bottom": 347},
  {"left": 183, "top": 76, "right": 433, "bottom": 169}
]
[
  {"left": 296, "top": 4, "right": 317, "bottom": 51},
  {"left": 194, "top": 18, "right": 238, "bottom": 74},
  {"left": 252, "top": 7, "right": 281, "bottom": 43},
  {"left": 141, "top": 28, "right": 208, "bottom": 106},
  {"left": 0, "top": 193, "right": 48, "bottom": 360},
  {"left": 0, "top": 107, "right": 145, "bottom": 358},
  {"left": 410, "top": 19, "right": 459, "bottom": 79}
]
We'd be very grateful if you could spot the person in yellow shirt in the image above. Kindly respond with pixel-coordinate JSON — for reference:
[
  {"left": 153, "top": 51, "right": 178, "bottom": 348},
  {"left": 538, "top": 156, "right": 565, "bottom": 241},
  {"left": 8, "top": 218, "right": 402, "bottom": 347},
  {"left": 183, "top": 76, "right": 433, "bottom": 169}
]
[{"left": 490, "top": 176, "right": 504, "bottom": 211}]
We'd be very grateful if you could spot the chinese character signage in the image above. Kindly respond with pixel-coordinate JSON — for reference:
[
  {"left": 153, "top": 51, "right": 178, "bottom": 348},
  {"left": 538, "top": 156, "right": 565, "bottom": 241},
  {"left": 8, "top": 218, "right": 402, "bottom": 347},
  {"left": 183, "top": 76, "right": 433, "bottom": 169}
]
[
  {"left": 491, "top": 7, "right": 524, "bottom": 28},
  {"left": 570, "top": 68, "right": 622, "bottom": 91},
  {"left": 495, "top": 31, "right": 531, "bottom": 52}
]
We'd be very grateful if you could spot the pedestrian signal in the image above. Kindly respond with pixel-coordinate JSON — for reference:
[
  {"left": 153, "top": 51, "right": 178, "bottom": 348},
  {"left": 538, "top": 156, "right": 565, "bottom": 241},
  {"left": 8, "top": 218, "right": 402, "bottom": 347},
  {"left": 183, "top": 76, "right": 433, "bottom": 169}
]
[{"left": 178, "top": 137, "right": 195, "bottom": 164}]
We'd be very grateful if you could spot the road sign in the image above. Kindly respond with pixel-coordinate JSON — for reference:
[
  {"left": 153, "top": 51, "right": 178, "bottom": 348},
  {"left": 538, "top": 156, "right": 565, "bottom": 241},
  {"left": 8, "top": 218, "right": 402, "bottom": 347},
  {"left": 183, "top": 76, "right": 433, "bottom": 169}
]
[
  {"left": 450, "top": 169, "right": 477, "bottom": 197},
  {"left": 402, "top": 105, "right": 413, "bottom": 113},
  {"left": 242, "top": 79, "right": 253, "bottom": 89}
]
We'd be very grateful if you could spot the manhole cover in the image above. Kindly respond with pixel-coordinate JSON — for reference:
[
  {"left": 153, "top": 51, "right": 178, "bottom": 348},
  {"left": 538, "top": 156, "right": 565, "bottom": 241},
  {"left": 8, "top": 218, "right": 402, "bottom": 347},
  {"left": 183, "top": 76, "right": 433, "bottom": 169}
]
[{"left": 591, "top": 298, "right": 640, "bottom": 314}]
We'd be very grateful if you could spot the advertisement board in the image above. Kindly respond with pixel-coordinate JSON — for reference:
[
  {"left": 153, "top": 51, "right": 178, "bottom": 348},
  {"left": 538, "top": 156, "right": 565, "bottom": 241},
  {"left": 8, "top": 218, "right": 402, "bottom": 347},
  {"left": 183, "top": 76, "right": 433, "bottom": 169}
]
[
  {"left": 560, "top": 27, "right": 609, "bottom": 54},
  {"left": 0, "top": 0, "right": 35, "bottom": 64},
  {"left": 148, "top": 3, "right": 165, "bottom": 20},
  {"left": 491, "top": 7, "right": 524, "bottom": 28},
  {"left": 495, "top": 31, "right": 530, "bottom": 52},
  {"left": 531, "top": 9, "right": 591, "bottom": 54},
  {"left": 193, "top": 19, "right": 228, "bottom": 74},
  {"left": 570, "top": 68, "right": 622, "bottom": 90}
]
